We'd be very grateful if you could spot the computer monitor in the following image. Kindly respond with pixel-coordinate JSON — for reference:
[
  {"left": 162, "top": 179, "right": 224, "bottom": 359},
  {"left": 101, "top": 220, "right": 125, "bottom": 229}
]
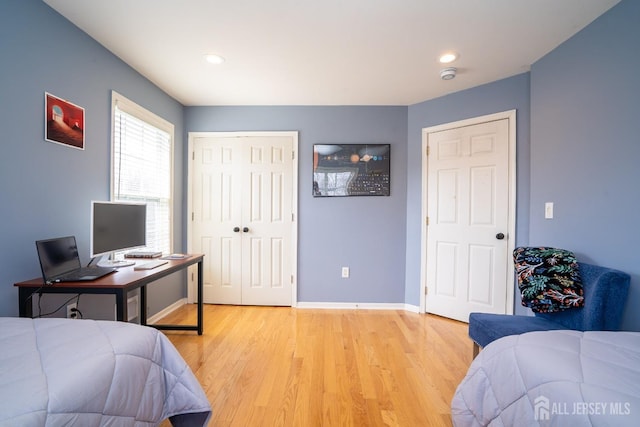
[{"left": 91, "top": 201, "right": 146, "bottom": 267}]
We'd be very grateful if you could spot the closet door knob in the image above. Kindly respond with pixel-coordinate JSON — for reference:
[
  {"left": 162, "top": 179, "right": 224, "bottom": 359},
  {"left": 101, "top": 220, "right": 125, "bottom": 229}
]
[
  {"left": 243, "top": 227, "right": 249, "bottom": 233},
  {"left": 233, "top": 227, "right": 240, "bottom": 232},
  {"left": 495, "top": 232, "right": 505, "bottom": 240}
]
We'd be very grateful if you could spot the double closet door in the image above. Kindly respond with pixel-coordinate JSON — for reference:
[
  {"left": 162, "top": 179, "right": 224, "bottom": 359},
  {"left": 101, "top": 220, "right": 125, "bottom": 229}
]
[{"left": 189, "top": 132, "right": 297, "bottom": 306}]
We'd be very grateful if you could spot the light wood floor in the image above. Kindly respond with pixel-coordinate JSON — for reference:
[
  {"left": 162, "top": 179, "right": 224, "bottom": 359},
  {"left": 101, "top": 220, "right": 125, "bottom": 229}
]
[{"left": 158, "top": 305, "right": 473, "bottom": 427}]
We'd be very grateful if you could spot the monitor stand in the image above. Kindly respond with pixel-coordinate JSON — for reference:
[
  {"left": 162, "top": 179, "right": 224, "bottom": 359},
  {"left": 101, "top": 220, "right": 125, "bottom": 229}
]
[{"left": 96, "top": 255, "right": 135, "bottom": 268}]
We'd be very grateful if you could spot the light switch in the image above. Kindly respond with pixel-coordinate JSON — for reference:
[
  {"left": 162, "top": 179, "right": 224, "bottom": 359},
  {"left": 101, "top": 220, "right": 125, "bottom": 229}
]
[{"left": 545, "top": 202, "right": 554, "bottom": 219}]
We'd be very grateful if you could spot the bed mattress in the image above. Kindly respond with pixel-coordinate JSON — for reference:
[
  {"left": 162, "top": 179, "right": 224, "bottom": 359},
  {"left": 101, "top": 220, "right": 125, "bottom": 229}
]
[
  {"left": 0, "top": 317, "right": 211, "bottom": 426},
  {"left": 452, "top": 330, "right": 640, "bottom": 426}
]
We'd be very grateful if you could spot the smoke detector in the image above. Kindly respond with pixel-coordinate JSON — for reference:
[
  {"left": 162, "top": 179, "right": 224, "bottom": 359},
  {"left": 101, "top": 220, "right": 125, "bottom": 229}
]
[{"left": 440, "top": 67, "right": 457, "bottom": 80}]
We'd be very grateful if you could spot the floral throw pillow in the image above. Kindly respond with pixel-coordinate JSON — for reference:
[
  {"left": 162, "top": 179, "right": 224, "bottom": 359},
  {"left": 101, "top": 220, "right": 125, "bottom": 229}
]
[{"left": 513, "top": 247, "right": 585, "bottom": 313}]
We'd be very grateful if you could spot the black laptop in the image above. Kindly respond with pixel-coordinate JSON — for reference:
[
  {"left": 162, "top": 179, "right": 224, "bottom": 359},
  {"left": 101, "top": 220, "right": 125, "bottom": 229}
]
[{"left": 36, "top": 236, "right": 116, "bottom": 283}]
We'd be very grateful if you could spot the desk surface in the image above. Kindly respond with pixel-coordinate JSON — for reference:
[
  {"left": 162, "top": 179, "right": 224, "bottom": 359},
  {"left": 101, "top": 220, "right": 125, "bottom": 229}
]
[
  {"left": 15, "top": 254, "right": 205, "bottom": 333},
  {"left": 15, "top": 254, "right": 204, "bottom": 290}
]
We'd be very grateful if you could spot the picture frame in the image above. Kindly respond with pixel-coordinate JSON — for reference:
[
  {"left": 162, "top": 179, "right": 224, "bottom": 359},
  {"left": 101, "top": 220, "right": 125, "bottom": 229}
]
[
  {"left": 313, "top": 143, "right": 390, "bottom": 197},
  {"left": 45, "top": 92, "right": 85, "bottom": 150}
]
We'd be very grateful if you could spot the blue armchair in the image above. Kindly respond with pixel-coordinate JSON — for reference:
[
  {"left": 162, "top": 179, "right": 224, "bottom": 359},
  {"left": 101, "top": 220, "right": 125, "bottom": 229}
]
[{"left": 469, "top": 262, "right": 630, "bottom": 357}]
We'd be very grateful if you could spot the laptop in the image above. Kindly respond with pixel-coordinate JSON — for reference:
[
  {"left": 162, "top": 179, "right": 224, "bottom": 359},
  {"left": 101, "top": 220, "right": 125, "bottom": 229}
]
[{"left": 36, "top": 236, "right": 116, "bottom": 284}]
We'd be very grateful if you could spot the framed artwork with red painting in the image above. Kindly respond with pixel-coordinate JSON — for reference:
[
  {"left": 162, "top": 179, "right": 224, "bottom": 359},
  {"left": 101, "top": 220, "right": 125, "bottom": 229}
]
[{"left": 45, "top": 92, "right": 85, "bottom": 150}]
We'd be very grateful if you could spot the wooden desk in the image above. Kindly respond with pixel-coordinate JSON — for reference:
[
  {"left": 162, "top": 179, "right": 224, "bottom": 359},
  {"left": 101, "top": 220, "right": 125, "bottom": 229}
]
[{"left": 15, "top": 254, "right": 204, "bottom": 335}]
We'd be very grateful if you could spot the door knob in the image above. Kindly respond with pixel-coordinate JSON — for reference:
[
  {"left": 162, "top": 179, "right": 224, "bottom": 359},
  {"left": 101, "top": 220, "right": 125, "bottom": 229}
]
[
  {"left": 243, "top": 227, "right": 249, "bottom": 233},
  {"left": 233, "top": 227, "right": 240, "bottom": 232},
  {"left": 496, "top": 233, "right": 505, "bottom": 240}
]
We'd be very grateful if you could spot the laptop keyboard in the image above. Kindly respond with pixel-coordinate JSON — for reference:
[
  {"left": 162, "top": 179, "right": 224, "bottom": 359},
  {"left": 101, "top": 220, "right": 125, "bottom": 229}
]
[{"left": 58, "top": 267, "right": 115, "bottom": 281}]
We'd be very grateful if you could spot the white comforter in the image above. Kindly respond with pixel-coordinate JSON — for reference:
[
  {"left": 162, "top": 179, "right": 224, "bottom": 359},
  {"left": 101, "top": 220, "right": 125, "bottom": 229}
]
[
  {"left": 0, "top": 317, "right": 211, "bottom": 426},
  {"left": 452, "top": 330, "right": 640, "bottom": 426}
]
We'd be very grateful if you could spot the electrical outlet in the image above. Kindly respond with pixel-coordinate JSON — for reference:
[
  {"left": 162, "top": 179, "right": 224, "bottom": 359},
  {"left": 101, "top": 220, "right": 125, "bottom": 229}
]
[
  {"left": 341, "top": 267, "right": 350, "bottom": 278},
  {"left": 66, "top": 302, "right": 78, "bottom": 319}
]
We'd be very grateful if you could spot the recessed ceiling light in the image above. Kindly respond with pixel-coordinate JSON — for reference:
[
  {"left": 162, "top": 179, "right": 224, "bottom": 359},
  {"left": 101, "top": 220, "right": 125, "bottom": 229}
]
[
  {"left": 204, "top": 54, "right": 225, "bottom": 65},
  {"left": 439, "top": 52, "right": 458, "bottom": 64}
]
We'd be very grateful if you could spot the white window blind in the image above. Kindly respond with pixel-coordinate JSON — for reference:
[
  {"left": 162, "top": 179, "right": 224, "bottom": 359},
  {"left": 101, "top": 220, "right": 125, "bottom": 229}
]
[{"left": 112, "top": 92, "right": 173, "bottom": 255}]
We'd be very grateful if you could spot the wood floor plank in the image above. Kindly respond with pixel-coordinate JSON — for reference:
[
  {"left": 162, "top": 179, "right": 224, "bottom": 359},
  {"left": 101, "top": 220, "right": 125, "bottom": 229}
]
[{"left": 158, "top": 305, "right": 472, "bottom": 426}]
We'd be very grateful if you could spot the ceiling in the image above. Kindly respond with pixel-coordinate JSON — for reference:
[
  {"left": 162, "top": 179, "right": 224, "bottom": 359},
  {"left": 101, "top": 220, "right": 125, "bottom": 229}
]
[{"left": 43, "top": 0, "right": 620, "bottom": 106}]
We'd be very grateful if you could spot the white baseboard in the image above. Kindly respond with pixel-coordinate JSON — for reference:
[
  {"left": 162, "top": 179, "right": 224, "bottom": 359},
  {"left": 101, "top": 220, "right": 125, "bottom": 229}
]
[
  {"left": 149, "top": 300, "right": 420, "bottom": 322},
  {"left": 296, "top": 302, "right": 421, "bottom": 312},
  {"left": 148, "top": 298, "right": 187, "bottom": 324},
  {"left": 403, "top": 304, "right": 420, "bottom": 313}
]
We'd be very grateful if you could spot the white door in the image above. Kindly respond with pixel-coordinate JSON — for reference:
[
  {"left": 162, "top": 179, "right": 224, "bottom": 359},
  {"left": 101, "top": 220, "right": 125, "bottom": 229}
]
[
  {"left": 422, "top": 112, "right": 515, "bottom": 322},
  {"left": 189, "top": 132, "right": 297, "bottom": 306}
]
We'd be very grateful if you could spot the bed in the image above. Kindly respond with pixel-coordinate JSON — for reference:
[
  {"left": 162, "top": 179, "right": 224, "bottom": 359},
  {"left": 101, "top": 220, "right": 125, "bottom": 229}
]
[
  {"left": 451, "top": 330, "right": 640, "bottom": 426},
  {"left": 0, "top": 317, "right": 211, "bottom": 426}
]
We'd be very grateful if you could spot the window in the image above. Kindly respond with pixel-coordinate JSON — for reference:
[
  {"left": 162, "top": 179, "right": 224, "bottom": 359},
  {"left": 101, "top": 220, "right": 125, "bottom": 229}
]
[{"left": 111, "top": 91, "right": 173, "bottom": 255}]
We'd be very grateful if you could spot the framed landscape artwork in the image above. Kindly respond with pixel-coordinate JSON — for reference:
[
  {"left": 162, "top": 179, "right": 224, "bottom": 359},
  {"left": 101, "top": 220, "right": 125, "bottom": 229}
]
[{"left": 45, "top": 92, "right": 85, "bottom": 150}]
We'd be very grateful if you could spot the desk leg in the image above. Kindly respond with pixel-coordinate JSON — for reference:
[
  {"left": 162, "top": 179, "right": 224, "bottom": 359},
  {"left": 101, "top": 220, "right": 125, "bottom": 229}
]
[
  {"left": 140, "top": 286, "right": 147, "bottom": 326},
  {"left": 197, "top": 260, "right": 203, "bottom": 335},
  {"left": 18, "top": 288, "right": 34, "bottom": 318},
  {"left": 115, "top": 290, "right": 127, "bottom": 322}
]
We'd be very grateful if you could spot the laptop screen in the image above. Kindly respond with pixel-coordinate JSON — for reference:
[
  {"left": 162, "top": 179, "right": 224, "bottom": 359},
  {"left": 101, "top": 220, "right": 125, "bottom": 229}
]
[{"left": 36, "top": 236, "right": 82, "bottom": 281}]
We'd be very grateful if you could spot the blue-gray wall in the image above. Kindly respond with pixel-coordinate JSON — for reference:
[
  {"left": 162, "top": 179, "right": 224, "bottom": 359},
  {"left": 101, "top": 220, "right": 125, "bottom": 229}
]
[
  {"left": 1, "top": 0, "right": 638, "bottom": 330},
  {"left": 0, "top": 0, "right": 186, "bottom": 318},
  {"left": 184, "top": 106, "right": 408, "bottom": 304},
  {"left": 529, "top": 0, "right": 640, "bottom": 330}
]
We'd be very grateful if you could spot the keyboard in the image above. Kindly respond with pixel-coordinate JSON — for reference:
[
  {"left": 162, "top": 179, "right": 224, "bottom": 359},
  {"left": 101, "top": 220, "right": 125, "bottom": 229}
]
[
  {"left": 134, "top": 260, "right": 168, "bottom": 270},
  {"left": 55, "top": 267, "right": 116, "bottom": 282}
]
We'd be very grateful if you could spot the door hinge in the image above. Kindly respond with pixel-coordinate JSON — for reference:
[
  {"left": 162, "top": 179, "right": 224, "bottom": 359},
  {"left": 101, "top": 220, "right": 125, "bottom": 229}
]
[
  {"left": 425, "top": 286, "right": 428, "bottom": 295},
  {"left": 192, "top": 151, "right": 195, "bottom": 161},
  {"left": 292, "top": 213, "right": 295, "bottom": 222},
  {"left": 426, "top": 146, "right": 430, "bottom": 156},
  {"left": 291, "top": 275, "right": 294, "bottom": 284},
  {"left": 426, "top": 216, "right": 429, "bottom": 226},
  {"left": 192, "top": 212, "right": 195, "bottom": 221},
  {"left": 292, "top": 151, "right": 296, "bottom": 160}
]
